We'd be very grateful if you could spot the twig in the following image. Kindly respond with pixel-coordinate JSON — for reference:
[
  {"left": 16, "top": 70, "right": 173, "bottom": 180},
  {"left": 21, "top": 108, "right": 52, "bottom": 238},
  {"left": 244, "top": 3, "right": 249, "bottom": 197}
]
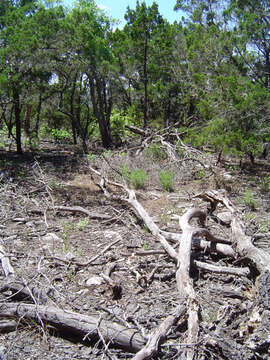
[{"left": 76, "top": 236, "right": 122, "bottom": 267}]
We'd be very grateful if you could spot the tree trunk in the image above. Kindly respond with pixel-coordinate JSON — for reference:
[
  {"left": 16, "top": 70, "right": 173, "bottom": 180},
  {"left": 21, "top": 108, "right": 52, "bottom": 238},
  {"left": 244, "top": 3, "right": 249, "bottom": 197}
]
[
  {"left": 88, "top": 73, "right": 113, "bottom": 148},
  {"left": 35, "top": 92, "right": 42, "bottom": 134},
  {"left": 143, "top": 33, "right": 148, "bottom": 129},
  {"left": 13, "top": 87, "right": 22, "bottom": 154},
  {"left": 70, "top": 72, "right": 78, "bottom": 145}
]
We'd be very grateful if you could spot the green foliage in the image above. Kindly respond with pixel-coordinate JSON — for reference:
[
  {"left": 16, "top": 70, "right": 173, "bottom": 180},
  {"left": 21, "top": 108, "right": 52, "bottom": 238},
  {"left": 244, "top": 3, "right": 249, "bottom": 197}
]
[
  {"left": 110, "top": 109, "right": 139, "bottom": 139},
  {"left": 242, "top": 190, "right": 257, "bottom": 210},
  {"left": 159, "top": 171, "right": 174, "bottom": 192},
  {"left": 129, "top": 169, "right": 147, "bottom": 189},
  {"left": 87, "top": 152, "right": 98, "bottom": 162},
  {"left": 120, "top": 164, "right": 130, "bottom": 180},
  {"left": 120, "top": 165, "right": 147, "bottom": 189},
  {"left": 76, "top": 217, "right": 89, "bottom": 231},
  {"left": 0, "top": 124, "right": 9, "bottom": 149},
  {"left": 146, "top": 143, "right": 167, "bottom": 161},
  {"left": 50, "top": 128, "right": 72, "bottom": 142},
  {"left": 196, "top": 170, "right": 205, "bottom": 180},
  {"left": 260, "top": 176, "right": 270, "bottom": 193}
]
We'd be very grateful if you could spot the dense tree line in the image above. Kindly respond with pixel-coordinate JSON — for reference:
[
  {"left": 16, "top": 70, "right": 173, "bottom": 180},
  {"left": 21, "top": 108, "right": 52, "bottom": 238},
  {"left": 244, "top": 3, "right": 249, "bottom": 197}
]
[{"left": 0, "top": 0, "right": 269, "bottom": 160}]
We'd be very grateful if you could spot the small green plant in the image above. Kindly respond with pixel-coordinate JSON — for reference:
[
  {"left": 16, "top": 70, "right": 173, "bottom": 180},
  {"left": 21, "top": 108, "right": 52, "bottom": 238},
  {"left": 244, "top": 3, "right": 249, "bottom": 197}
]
[
  {"left": 160, "top": 212, "right": 169, "bottom": 226},
  {"left": 120, "top": 164, "right": 130, "bottom": 180},
  {"left": 87, "top": 152, "right": 97, "bottom": 162},
  {"left": 16, "top": 169, "right": 26, "bottom": 179},
  {"left": 142, "top": 240, "right": 148, "bottom": 250},
  {"left": 258, "top": 223, "right": 269, "bottom": 233},
  {"left": 243, "top": 190, "right": 257, "bottom": 210},
  {"left": 146, "top": 143, "right": 167, "bottom": 161},
  {"left": 243, "top": 212, "right": 256, "bottom": 221},
  {"left": 61, "top": 230, "right": 70, "bottom": 252},
  {"left": 159, "top": 171, "right": 174, "bottom": 192},
  {"left": 51, "top": 128, "right": 72, "bottom": 143},
  {"left": 103, "top": 149, "right": 113, "bottom": 158},
  {"left": 77, "top": 217, "right": 89, "bottom": 231},
  {"left": 129, "top": 169, "right": 147, "bottom": 189},
  {"left": 65, "top": 265, "right": 77, "bottom": 281},
  {"left": 196, "top": 170, "right": 205, "bottom": 180},
  {"left": 260, "top": 176, "right": 270, "bottom": 193}
]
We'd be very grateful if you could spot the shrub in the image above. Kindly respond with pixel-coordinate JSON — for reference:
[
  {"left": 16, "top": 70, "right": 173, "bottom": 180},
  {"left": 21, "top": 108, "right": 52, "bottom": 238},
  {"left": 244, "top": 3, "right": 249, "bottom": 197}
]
[
  {"left": 159, "top": 171, "right": 174, "bottom": 192},
  {"left": 260, "top": 176, "right": 270, "bottom": 193},
  {"left": 50, "top": 128, "right": 72, "bottom": 143},
  {"left": 243, "top": 190, "right": 257, "bottom": 210},
  {"left": 149, "top": 143, "right": 167, "bottom": 161},
  {"left": 120, "top": 164, "right": 130, "bottom": 181},
  {"left": 129, "top": 169, "right": 147, "bottom": 189}
]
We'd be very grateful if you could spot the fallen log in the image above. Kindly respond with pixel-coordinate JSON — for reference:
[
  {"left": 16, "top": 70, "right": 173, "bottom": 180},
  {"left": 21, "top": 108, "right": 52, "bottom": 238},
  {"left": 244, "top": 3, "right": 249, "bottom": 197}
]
[
  {"left": 176, "top": 209, "right": 205, "bottom": 360},
  {"left": 0, "top": 302, "right": 146, "bottom": 353}
]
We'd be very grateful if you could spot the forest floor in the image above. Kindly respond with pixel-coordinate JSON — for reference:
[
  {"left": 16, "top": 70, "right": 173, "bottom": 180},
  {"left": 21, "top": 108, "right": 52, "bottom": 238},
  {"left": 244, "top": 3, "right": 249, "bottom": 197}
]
[{"left": 0, "top": 138, "right": 270, "bottom": 359}]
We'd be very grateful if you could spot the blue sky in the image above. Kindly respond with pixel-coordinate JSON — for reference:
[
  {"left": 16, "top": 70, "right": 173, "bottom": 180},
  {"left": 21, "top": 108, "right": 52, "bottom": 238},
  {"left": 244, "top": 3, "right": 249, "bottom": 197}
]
[{"left": 62, "top": 0, "right": 183, "bottom": 26}]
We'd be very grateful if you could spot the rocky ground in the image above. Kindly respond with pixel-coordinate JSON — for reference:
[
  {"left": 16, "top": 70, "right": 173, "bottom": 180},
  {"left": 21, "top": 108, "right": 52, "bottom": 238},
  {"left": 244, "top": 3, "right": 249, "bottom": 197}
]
[{"left": 0, "top": 139, "right": 269, "bottom": 359}]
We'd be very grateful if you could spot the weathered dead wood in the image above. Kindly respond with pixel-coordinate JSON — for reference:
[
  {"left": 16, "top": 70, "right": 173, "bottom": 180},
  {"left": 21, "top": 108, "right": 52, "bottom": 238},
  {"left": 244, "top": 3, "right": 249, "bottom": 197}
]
[
  {"left": 0, "top": 319, "right": 17, "bottom": 333},
  {"left": 53, "top": 205, "right": 112, "bottom": 220},
  {"left": 192, "top": 237, "right": 236, "bottom": 257},
  {"left": 132, "top": 305, "right": 186, "bottom": 360},
  {"left": 194, "top": 260, "right": 249, "bottom": 277},
  {"left": 176, "top": 209, "right": 205, "bottom": 360},
  {"left": 0, "top": 243, "right": 14, "bottom": 278},
  {"left": 0, "top": 281, "right": 53, "bottom": 305},
  {"left": 76, "top": 233, "right": 122, "bottom": 267},
  {"left": 0, "top": 303, "right": 145, "bottom": 353},
  {"left": 124, "top": 124, "right": 148, "bottom": 137},
  {"left": 89, "top": 166, "right": 178, "bottom": 261},
  {"left": 197, "top": 190, "right": 270, "bottom": 273},
  {"left": 88, "top": 167, "right": 254, "bottom": 359}
]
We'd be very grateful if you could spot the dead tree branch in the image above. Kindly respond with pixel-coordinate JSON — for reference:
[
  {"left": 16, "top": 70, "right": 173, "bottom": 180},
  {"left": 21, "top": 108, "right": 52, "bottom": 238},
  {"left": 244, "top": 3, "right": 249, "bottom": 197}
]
[{"left": 0, "top": 302, "right": 145, "bottom": 353}]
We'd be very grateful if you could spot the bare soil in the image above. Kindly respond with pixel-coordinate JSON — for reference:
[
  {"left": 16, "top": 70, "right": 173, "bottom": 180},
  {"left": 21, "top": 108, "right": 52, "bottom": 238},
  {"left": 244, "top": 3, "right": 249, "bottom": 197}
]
[{"left": 0, "top": 140, "right": 269, "bottom": 359}]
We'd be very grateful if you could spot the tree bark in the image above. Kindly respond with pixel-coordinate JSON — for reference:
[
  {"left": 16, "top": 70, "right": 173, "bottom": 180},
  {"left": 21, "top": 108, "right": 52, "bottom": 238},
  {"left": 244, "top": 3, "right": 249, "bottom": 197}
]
[
  {"left": 13, "top": 87, "right": 22, "bottom": 154},
  {"left": 0, "top": 303, "right": 146, "bottom": 353}
]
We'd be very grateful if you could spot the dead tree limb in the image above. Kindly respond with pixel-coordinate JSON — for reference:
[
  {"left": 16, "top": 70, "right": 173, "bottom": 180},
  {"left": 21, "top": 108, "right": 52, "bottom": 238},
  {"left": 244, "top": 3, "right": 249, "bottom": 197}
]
[
  {"left": 125, "top": 124, "right": 148, "bottom": 137},
  {"left": 53, "top": 206, "right": 112, "bottom": 220},
  {"left": 89, "top": 166, "right": 178, "bottom": 261},
  {"left": 194, "top": 260, "right": 249, "bottom": 277},
  {"left": 0, "top": 243, "right": 14, "bottom": 278},
  {"left": 176, "top": 209, "right": 206, "bottom": 360},
  {"left": 132, "top": 305, "right": 186, "bottom": 360},
  {"left": 0, "top": 303, "right": 145, "bottom": 353},
  {"left": 196, "top": 190, "right": 270, "bottom": 273}
]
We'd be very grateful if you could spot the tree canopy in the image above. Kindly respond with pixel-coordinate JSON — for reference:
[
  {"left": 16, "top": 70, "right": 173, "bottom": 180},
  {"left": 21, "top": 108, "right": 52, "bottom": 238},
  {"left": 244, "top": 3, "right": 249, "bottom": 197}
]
[{"left": 0, "top": 0, "right": 269, "bottom": 160}]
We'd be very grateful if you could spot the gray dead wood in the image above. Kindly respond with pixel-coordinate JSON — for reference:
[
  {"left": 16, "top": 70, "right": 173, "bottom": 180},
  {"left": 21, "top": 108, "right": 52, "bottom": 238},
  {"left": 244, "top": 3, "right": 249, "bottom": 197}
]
[
  {"left": 0, "top": 281, "right": 53, "bottom": 305},
  {"left": 197, "top": 190, "right": 270, "bottom": 273},
  {"left": 0, "top": 243, "right": 14, "bottom": 278},
  {"left": 53, "top": 205, "right": 112, "bottom": 220},
  {"left": 0, "top": 302, "right": 145, "bottom": 353},
  {"left": 124, "top": 124, "right": 148, "bottom": 137},
  {"left": 176, "top": 208, "right": 206, "bottom": 360},
  {"left": 192, "top": 237, "right": 236, "bottom": 257},
  {"left": 194, "top": 260, "right": 249, "bottom": 277},
  {"left": 76, "top": 236, "right": 122, "bottom": 267},
  {"left": 131, "top": 305, "right": 186, "bottom": 360},
  {"left": 0, "top": 319, "right": 17, "bottom": 333},
  {"left": 89, "top": 166, "right": 178, "bottom": 261},
  {"left": 162, "top": 231, "right": 236, "bottom": 257}
]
